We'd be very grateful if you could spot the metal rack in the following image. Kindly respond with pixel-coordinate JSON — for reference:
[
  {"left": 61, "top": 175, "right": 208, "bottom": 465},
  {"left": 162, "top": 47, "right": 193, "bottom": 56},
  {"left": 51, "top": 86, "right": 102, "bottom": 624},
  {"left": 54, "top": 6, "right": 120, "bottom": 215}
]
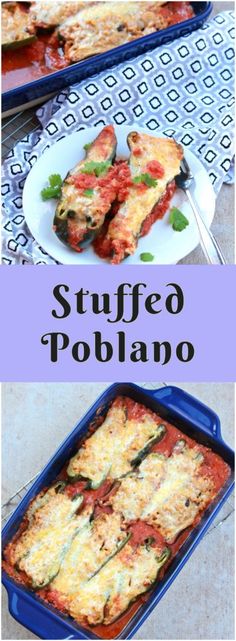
[{"left": 2, "top": 108, "right": 40, "bottom": 159}]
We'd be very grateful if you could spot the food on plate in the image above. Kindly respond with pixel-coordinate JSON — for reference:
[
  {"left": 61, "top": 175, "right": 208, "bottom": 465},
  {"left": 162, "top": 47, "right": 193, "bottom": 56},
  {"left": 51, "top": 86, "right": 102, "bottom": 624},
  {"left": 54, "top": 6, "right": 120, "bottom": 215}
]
[
  {"left": 169, "top": 206, "right": 189, "bottom": 231},
  {"left": 29, "top": 1, "right": 86, "bottom": 30},
  {"left": 3, "top": 395, "right": 230, "bottom": 634},
  {"left": 2, "top": 2, "right": 36, "bottom": 50},
  {"left": 41, "top": 174, "right": 63, "bottom": 200},
  {"left": 53, "top": 125, "right": 117, "bottom": 251},
  {"left": 94, "top": 132, "right": 183, "bottom": 263},
  {"left": 50, "top": 127, "right": 183, "bottom": 260},
  {"left": 2, "top": 2, "right": 195, "bottom": 92}
]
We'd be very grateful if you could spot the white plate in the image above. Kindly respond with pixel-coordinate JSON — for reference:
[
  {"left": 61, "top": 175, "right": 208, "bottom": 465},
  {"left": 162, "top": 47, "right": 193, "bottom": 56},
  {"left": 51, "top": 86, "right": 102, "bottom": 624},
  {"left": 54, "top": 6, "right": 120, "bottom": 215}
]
[{"left": 23, "top": 124, "right": 215, "bottom": 265}]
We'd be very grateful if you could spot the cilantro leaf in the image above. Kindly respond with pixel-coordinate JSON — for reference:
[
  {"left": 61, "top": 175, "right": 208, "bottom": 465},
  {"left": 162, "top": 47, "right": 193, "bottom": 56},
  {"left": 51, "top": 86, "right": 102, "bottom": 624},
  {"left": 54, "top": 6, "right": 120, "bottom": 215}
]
[
  {"left": 41, "top": 174, "right": 63, "bottom": 200},
  {"left": 169, "top": 207, "right": 189, "bottom": 232},
  {"left": 140, "top": 252, "right": 155, "bottom": 262},
  {"left": 48, "top": 174, "right": 63, "bottom": 188},
  {"left": 83, "top": 161, "right": 111, "bottom": 177},
  {"left": 84, "top": 142, "right": 92, "bottom": 151},
  {"left": 133, "top": 173, "right": 157, "bottom": 187},
  {"left": 84, "top": 188, "right": 94, "bottom": 197}
]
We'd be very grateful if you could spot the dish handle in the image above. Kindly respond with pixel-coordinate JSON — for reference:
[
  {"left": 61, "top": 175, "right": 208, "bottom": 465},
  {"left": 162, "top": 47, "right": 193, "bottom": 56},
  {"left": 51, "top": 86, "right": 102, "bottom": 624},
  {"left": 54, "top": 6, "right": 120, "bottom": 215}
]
[
  {"left": 149, "top": 385, "right": 222, "bottom": 441},
  {"left": 6, "top": 587, "right": 88, "bottom": 640}
]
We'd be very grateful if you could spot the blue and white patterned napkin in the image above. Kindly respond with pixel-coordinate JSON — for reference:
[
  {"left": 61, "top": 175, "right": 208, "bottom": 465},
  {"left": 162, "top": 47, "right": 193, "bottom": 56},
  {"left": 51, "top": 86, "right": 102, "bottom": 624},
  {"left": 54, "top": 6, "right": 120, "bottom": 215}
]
[{"left": 2, "top": 10, "right": 235, "bottom": 264}]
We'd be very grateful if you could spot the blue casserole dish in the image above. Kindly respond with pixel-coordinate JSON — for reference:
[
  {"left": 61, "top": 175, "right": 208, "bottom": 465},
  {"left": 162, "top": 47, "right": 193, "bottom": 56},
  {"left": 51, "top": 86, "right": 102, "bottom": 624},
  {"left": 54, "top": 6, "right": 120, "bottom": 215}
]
[
  {"left": 2, "top": 2, "right": 212, "bottom": 114},
  {"left": 2, "top": 383, "right": 234, "bottom": 640}
]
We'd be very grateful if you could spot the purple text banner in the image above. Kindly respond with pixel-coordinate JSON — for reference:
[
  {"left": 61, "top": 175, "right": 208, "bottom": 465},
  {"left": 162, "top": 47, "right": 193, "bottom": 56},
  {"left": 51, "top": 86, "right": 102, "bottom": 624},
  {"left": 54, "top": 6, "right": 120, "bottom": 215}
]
[{"left": 1, "top": 265, "right": 235, "bottom": 382}]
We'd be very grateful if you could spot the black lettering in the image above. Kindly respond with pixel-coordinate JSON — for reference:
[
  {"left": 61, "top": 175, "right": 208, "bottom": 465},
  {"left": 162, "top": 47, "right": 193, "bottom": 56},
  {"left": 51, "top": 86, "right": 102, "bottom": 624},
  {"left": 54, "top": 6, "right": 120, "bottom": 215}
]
[
  {"left": 130, "top": 341, "right": 148, "bottom": 362},
  {"left": 153, "top": 341, "right": 171, "bottom": 364},
  {"left": 52, "top": 284, "right": 70, "bottom": 319},
  {"left": 145, "top": 293, "right": 161, "bottom": 314},
  {"left": 75, "top": 288, "right": 89, "bottom": 314},
  {"left": 91, "top": 293, "right": 111, "bottom": 315},
  {"left": 41, "top": 332, "right": 69, "bottom": 362},
  {"left": 108, "top": 283, "right": 131, "bottom": 323},
  {"left": 176, "top": 341, "right": 194, "bottom": 362},
  {"left": 117, "top": 331, "right": 125, "bottom": 361},
  {"left": 72, "top": 341, "right": 90, "bottom": 362},
  {"left": 94, "top": 331, "right": 113, "bottom": 361},
  {"left": 166, "top": 283, "right": 184, "bottom": 314}
]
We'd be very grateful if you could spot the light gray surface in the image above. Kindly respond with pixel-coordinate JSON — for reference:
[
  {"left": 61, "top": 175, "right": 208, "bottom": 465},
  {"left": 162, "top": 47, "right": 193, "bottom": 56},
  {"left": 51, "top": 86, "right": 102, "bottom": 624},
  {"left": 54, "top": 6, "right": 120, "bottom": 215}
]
[{"left": 2, "top": 382, "right": 234, "bottom": 640}]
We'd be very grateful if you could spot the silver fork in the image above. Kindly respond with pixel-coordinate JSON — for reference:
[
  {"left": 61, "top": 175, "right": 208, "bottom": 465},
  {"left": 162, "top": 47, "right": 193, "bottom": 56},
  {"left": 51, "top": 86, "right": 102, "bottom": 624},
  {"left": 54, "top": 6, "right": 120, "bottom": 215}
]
[{"left": 175, "top": 157, "right": 227, "bottom": 265}]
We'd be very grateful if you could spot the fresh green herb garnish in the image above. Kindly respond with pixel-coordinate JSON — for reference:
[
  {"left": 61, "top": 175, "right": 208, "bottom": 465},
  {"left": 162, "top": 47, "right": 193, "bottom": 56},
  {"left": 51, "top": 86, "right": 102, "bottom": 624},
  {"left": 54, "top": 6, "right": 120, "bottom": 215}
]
[
  {"left": 84, "top": 142, "right": 92, "bottom": 151},
  {"left": 140, "top": 252, "right": 155, "bottom": 262},
  {"left": 169, "top": 207, "right": 189, "bottom": 232},
  {"left": 84, "top": 188, "right": 94, "bottom": 197},
  {"left": 133, "top": 173, "right": 157, "bottom": 188},
  {"left": 83, "top": 161, "right": 111, "bottom": 177},
  {"left": 41, "top": 174, "right": 63, "bottom": 200}
]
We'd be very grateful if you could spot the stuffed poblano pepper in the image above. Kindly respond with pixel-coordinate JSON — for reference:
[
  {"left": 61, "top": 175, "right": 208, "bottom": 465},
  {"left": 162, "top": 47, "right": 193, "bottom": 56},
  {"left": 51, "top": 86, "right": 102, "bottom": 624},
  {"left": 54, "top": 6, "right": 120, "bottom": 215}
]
[
  {"left": 68, "top": 540, "right": 170, "bottom": 625},
  {"left": 53, "top": 124, "right": 117, "bottom": 251},
  {"left": 111, "top": 440, "right": 213, "bottom": 542},
  {"left": 97, "top": 131, "right": 183, "bottom": 263},
  {"left": 2, "top": 2, "right": 36, "bottom": 50},
  {"left": 7, "top": 484, "right": 92, "bottom": 589},
  {"left": 67, "top": 396, "right": 166, "bottom": 487},
  {"left": 50, "top": 512, "right": 130, "bottom": 599}
]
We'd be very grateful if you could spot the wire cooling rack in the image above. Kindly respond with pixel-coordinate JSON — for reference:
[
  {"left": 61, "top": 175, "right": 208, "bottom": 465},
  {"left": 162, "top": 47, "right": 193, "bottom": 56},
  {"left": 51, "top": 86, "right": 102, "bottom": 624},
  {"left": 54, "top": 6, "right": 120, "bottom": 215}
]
[
  {"left": 2, "top": 108, "right": 40, "bottom": 159},
  {"left": 2, "top": 382, "right": 234, "bottom": 536}
]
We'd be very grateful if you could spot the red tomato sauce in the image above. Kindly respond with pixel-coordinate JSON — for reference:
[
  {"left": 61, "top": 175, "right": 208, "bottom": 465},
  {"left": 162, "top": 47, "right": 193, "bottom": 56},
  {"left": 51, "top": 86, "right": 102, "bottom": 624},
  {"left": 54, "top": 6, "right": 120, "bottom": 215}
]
[
  {"left": 159, "top": 1, "right": 194, "bottom": 25},
  {"left": 3, "top": 395, "right": 230, "bottom": 639},
  {"left": 2, "top": 2, "right": 194, "bottom": 93},
  {"left": 146, "top": 160, "right": 165, "bottom": 179},
  {"left": 93, "top": 179, "right": 176, "bottom": 262},
  {"left": 2, "top": 33, "right": 68, "bottom": 92}
]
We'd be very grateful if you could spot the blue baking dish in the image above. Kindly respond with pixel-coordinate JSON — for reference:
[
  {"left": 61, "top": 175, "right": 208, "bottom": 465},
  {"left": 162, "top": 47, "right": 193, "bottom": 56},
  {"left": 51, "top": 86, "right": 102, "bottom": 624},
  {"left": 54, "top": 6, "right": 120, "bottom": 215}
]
[
  {"left": 2, "top": 383, "right": 234, "bottom": 639},
  {"left": 2, "top": 2, "right": 212, "bottom": 114}
]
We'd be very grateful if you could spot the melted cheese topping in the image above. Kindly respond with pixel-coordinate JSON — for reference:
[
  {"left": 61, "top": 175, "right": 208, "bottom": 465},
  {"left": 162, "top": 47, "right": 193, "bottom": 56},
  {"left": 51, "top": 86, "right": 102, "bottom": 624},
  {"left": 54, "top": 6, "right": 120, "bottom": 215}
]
[
  {"left": 59, "top": 2, "right": 168, "bottom": 63},
  {"left": 51, "top": 512, "right": 127, "bottom": 596},
  {"left": 55, "top": 125, "right": 116, "bottom": 231},
  {"left": 11, "top": 489, "right": 92, "bottom": 587},
  {"left": 2, "top": 3, "right": 32, "bottom": 45},
  {"left": 111, "top": 443, "right": 214, "bottom": 541},
  {"left": 67, "top": 398, "right": 165, "bottom": 486},
  {"left": 106, "top": 134, "right": 183, "bottom": 253},
  {"left": 68, "top": 543, "right": 169, "bottom": 625},
  {"left": 29, "top": 1, "right": 86, "bottom": 29}
]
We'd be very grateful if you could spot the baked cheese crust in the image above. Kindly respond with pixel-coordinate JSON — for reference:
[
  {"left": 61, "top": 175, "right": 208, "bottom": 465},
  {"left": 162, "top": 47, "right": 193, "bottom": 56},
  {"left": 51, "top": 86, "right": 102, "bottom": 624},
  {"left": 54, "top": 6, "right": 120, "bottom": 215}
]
[
  {"left": 4, "top": 397, "right": 229, "bottom": 630},
  {"left": 105, "top": 133, "right": 183, "bottom": 259},
  {"left": 110, "top": 441, "right": 214, "bottom": 542},
  {"left": 68, "top": 542, "right": 169, "bottom": 625},
  {"left": 2, "top": 2, "right": 33, "bottom": 46},
  {"left": 51, "top": 512, "right": 128, "bottom": 597},
  {"left": 9, "top": 487, "right": 92, "bottom": 588},
  {"left": 59, "top": 2, "right": 169, "bottom": 63},
  {"left": 67, "top": 397, "right": 165, "bottom": 486},
  {"left": 29, "top": 1, "right": 86, "bottom": 30}
]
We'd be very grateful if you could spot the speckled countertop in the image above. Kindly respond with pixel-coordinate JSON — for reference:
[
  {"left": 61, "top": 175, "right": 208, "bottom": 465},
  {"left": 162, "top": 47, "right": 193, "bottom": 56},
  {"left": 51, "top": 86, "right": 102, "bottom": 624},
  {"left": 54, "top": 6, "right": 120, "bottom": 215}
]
[{"left": 2, "top": 382, "right": 234, "bottom": 640}]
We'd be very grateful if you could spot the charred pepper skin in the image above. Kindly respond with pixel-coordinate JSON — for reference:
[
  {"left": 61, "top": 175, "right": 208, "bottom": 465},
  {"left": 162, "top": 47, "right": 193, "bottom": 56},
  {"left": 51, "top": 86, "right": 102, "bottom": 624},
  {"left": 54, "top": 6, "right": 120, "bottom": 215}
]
[{"left": 53, "top": 125, "right": 117, "bottom": 251}]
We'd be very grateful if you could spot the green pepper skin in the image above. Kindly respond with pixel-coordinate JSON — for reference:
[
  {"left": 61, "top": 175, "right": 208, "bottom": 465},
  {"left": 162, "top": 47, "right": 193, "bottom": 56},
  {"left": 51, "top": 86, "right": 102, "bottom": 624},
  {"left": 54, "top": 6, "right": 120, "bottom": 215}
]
[
  {"left": 2, "top": 35, "right": 37, "bottom": 50},
  {"left": 131, "top": 424, "right": 166, "bottom": 466},
  {"left": 53, "top": 125, "right": 117, "bottom": 251}
]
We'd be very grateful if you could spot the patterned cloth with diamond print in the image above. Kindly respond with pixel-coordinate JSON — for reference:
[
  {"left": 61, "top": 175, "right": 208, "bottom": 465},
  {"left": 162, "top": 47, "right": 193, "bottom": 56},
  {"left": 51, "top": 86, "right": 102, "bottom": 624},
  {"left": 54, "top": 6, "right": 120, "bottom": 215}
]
[{"left": 2, "top": 11, "right": 234, "bottom": 265}]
